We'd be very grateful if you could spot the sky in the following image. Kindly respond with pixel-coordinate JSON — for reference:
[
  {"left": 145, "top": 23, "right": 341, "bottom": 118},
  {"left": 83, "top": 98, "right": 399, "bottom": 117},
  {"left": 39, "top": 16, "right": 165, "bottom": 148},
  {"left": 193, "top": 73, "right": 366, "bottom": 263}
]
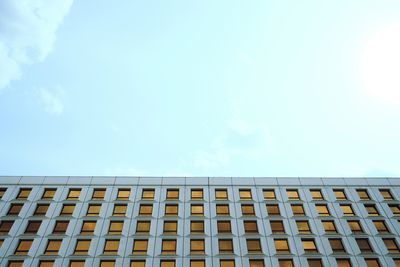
[{"left": 1, "top": 0, "right": 400, "bottom": 177}]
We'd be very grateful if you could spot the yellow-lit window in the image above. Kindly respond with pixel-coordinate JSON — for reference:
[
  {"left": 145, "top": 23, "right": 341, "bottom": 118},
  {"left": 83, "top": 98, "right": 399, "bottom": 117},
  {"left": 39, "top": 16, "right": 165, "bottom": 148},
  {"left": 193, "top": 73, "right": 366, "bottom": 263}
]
[
  {"left": 274, "top": 239, "right": 289, "bottom": 253},
  {"left": 270, "top": 220, "right": 285, "bottom": 234},
  {"left": 131, "top": 261, "right": 145, "bottom": 267},
  {"left": 74, "top": 239, "right": 90, "bottom": 255},
  {"left": 139, "top": 204, "right": 153, "bottom": 215},
  {"left": 278, "top": 259, "right": 293, "bottom": 267},
  {"left": 322, "top": 220, "right": 337, "bottom": 233},
  {"left": 287, "top": 189, "right": 299, "bottom": 200},
  {"left": 44, "top": 239, "right": 62, "bottom": 255},
  {"left": 25, "top": 221, "right": 41, "bottom": 234},
  {"left": 103, "top": 240, "right": 119, "bottom": 255},
  {"left": 191, "top": 189, "right": 203, "bottom": 200},
  {"left": 246, "top": 239, "right": 262, "bottom": 253},
  {"left": 17, "top": 188, "right": 31, "bottom": 200},
  {"left": 60, "top": 204, "right": 75, "bottom": 216},
  {"left": 348, "top": 220, "right": 363, "bottom": 233},
  {"left": 92, "top": 189, "right": 106, "bottom": 200},
  {"left": 190, "top": 260, "right": 205, "bottom": 267},
  {"left": 42, "top": 189, "right": 56, "bottom": 200},
  {"left": 8, "top": 261, "right": 24, "bottom": 267},
  {"left": 216, "top": 204, "right": 230, "bottom": 215},
  {"left": 241, "top": 204, "right": 255, "bottom": 216},
  {"left": 383, "top": 238, "right": 400, "bottom": 253},
  {"left": 333, "top": 189, "right": 347, "bottom": 200},
  {"left": 8, "top": 204, "right": 23, "bottom": 215},
  {"left": 266, "top": 204, "right": 280, "bottom": 215},
  {"left": 336, "top": 259, "right": 351, "bottom": 267},
  {"left": 190, "top": 239, "right": 205, "bottom": 254},
  {"left": 109, "top": 221, "right": 124, "bottom": 234},
  {"left": 113, "top": 204, "right": 127, "bottom": 216},
  {"left": 296, "top": 220, "right": 311, "bottom": 233},
  {"left": 356, "top": 238, "right": 373, "bottom": 252},
  {"left": 0, "top": 221, "right": 14, "bottom": 234},
  {"left": 263, "top": 189, "right": 276, "bottom": 200},
  {"left": 307, "top": 259, "right": 322, "bottom": 267},
  {"left": 53, "top": 221, "right": 68, "bottom": 234},
  {"left": 365, "top": 205, "right": 379, "bottom": 216},
  {"left": 69, "top": 261, "right": 86, "bottom": 267},
  {"left": 220, "top": 260, "right": 235, "bottom": 267},
  {"left": 100, "top": 261, "right": 115, "bottom": 267},
  {"left": 218, "top": 239, "right": 233, "bottom": 253},
  {"left": 15, "top": 239, "right": 32, "bottom": 255},
  {"left": 117, "top": 189, "right": 130, "bottom": 200},
  {"left": 291, "top": 204, "right": 305, "bottom": 216},
  {"left": 162, "top": 239, "right": 176, "bottom": 254},
  {"left": 191, "top": 221, "right": 204, "bottom": 233},
  {"left": 136, "top": 221, "right": 150, "bottom": 233},
  {"left": 67, "top": 189, "right": 81, "bottom": 200},
  {"left": 373, "top": 220, "right": 389, "bottom": 233},
  {"left": 390, "top": 204, "right": 400, "bottom": 216},
  {"left": 310, "top": 189, "right": 324, "bottom": 200},
  {"left": 302, "top": 239, "right": 317, "bottom": 253},
  {"left": 141, "top": 189, "right": 155, "bottom": 199},
  {"left": 249, "top": 260, "right": 264, "bottom": 267},
  {"left": 34, "top": 204, "right": 49, "bottom": 215},
  {"left": 160, "top": 260, "right": 175, "bottom": 267},
  {"left": 39, "top": 261, "right": 54, "bottom": 267},
  {"left": 315, "top": 204, "right": 330, "bottom": 216},
  {"left": 166, "top": 189, "right": 179, "bottom": 200},
  {"left": 87, "top": 204, "right": 101, "bottom": 216},
  {"left": 191, "top": 204, "right": 204, "bottom": 216},
  {"left": 165, "top": 204, "right": 178, "bottom": 215},
  {"left": 217, "top": 220, "right": 231, "bottom": 233},
  {"left": 380, "top": 189, "right": 394, "bottom": 200},
  {"left": 340, "top": 204, "right": 355, "bottom": 216},
  {"left": 132, "top": 240, "right": 148, "bottom": 254},
  {"left": 357, "top": 189, "right": 370, "bottom": 200},
  {"left": 244, "top": 220, "right": 258, "bottom": 233},
  {"left": 164, "top": 221, "right": 177, "bottom": 234},
  {"left": 239, "top": 189, "right": 252, "bottom": 200},
  {"left": 364, "top": 259, "right": 380, "bottom": 267},
  {"left": 215, "top": 189, "right": 228, "bottom": 200},
  {"left": 81, "top": 221, "right": 96, "bottom": 234}
]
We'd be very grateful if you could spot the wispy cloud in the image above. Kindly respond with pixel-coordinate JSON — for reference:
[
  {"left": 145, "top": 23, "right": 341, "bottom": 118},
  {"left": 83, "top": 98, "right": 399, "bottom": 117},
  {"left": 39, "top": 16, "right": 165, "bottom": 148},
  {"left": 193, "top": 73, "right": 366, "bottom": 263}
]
[
  {"left": 38, "top": 87, "right": 65, "bottom": 115},
  {"left": 0, "top": 0, "right": 74, "bottom": 90}
]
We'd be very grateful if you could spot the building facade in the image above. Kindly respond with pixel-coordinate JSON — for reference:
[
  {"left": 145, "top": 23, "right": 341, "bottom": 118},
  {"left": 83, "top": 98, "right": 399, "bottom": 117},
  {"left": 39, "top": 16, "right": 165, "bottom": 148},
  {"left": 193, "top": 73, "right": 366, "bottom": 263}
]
[{"left": 0, "top": 176, "right": 400, "bottom": 267}]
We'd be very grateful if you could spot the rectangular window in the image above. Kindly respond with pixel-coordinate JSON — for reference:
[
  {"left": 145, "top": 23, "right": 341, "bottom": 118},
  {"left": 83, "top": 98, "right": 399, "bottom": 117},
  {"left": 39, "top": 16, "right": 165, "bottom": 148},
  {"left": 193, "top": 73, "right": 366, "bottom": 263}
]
[
  {"left": 53, "top": 221, "right": 69, "bottom": 234},
  {"left": 34, "top": 204, "right": 49, "bottom": 215},
  {"left": 291, "top": 204, "right": 305, "bottom": 216},
  {"left": 132, "top": 240, "right": 148, "bottom": 254},
  {"left": 15, "top": 240, "right": 32, "bottom": 255},
  {"left": 315, "top": 204, "right": 330, "bottom": 216},
  {"left": 247, "top": 239, "right": 262, "bottom": 253},
  {"left": 263, "top": 189, "right": 276, "bottom": 200},
  {"left": 117, "top": 189, "right": 130, "bottom": 200},
  {"left": 216, "top": 204, "right": 230, "bottom": 215},
  {"left": 356, "top": 238, "right": 373, "bottom": 252},
  {"left": 340, "top": 204, "right": 355, "bottom": 216},
  {"left": 109, "top": 221, "right": 124, "bottom": 234},
  {"left": 8, "top": 261, "right": 24, "bottom": 267},
  {"left": 113, "top": 204, "right": 127, "bottom": 216},
  {"left": 217, "top": 220, "right": 231, "bottom": 233},
  {"left": 17, "top": 188, "right": 32, "bottom": 200},
  {"left": 165, "top": 204, "right": 178, "bottom": 216},
  {"left": 103, "top": 240, "right": 119, "bottom": 255},
  {"left": 67, "top": 189, "right": 81, "bottom": 200},
  {"left": 333, "top": 189, "right": 347, "bottom": 200},
  {"left": 239, "top": 189, "right": 252, "bottom": 200},
  {"left": 365, "top": 259, "right": 380, "bottom": 267},
  {"left": 241, "top": 204, "right": 255, "bottom": 216},
  {"left": 191, "top": 189, "right": 203, "bottom": 200},
  {"left": 322, "top": 220, "right": 337, "bottom": 233},
  {"left": 163, "top": 221, "right": 177, "bottom": 234},
  {"left": 136, "top": 221, "right": 150, "bottom": 233},
  {"left": 244, "top": 220, "right": 258, "bottom": 233},
  {"left": 139, "top": 204, "right": 153, "bottom": 215},
  {"left": 81, "top": 221, "right": 96, "bottom": 234},
  {"left": 296, "top": 220, "right": 311, "bottom": 234},
  {"left": 61, "top": 204, "right": 75, "bottom": 216},
  {"left": 219, "top": 239, "right": 233, "bottom": 253},
  {"left": 329, "top": 238, "right": 345, "bottom": 252},
  {"left": 249, "top": 260, "right": 264, "bottom": 267},
  {"left": 190, "top": 260, "right": 205, "bottom": 267},
  {"left": 141, "top": 189, "right": 155, "bottom": 200},
  {"left": 270, "top": 220, "right": 285, "bottom": 234},
  {"left": 25, "top": 221, "right": 41, "bottom": 234},
  {"left": 100, "top": 261, "right": 115, "bottom": 267},
  {"left": 215, "top": 189, "right": 228, "bottom": 200},
  {"left": 383, "top": 238, "right": 400, "bottom": 253},
  {"left": 302, "top": 239, "right": 317, "bottom": 253},
  {"left": 274, "top": 239, "right": 289, "bottom": 253},
  {"left": 266, "top": 204, "right": 280, "bottom": 215},
  {"left": 190, "top": 239, "right": 205, "bottom": 254},
  {"left": 74, "top": 239, "right": 90, "bottom": 255},
  {"left": 336, "top": 259, "right": 351, "bottom": 266},
  {"left": 69, "top": 261, "right": 85, "bottom": 267},
  {"left": 42, "top": 189, "right": 56, "bottom": 200},
  {"left": 310, "top": 189, "right": 324, "bottom": 200},
  {"left": 191, "top": 221, "right": 204, "bottom": 233},
  {"left": 162, "top": 239, "right": 177, "bottom": 254},
  {"left": 373, "top": 220, "right": 389, "bottom": 233},
  {"left": 92, "top": 189, "right": 106, "bottom": 200},
  {"left": 357, "top": 189, "right": 370, "bottom": 200},
  {"left": 365, "top": 204, "right": 379, "bottom": 216},
  {"left": 160, "top": 261, "right": 175, "bottom": 267},
  {"left": 220, "top": 260, "right": 235, "bottom": 267},
  {"left": 44, "top": 239, "right": 62, "bottom": 255},
  {"left": 0, "top": 221, "right": 14, "bottom": 234},
  {"left": 380, "top": 189, "right": 394, "bottom": 200},
  {"left": 8, "top": 204, "right": 23, "bottom": 215},
  {"left": 348, "top": 220, "right": 363, "bottom": 233},
  {"left": 389, "top": 204, "right": 400, "bottom": 216},
  {"left": 307, "top": 259, "right": 322, "bottom": 267},
  {"left": 166, "top": 189, "right": 179, "bottom": 200},
  {"left": 278, "top": 260, "right": 293, "bottom": 267},
  {"left": 87, "top": 204, "right": 101, "bottom": 216},
  {"left": 287, "top": 189, "right": 299, "bottom": 200},
  {"left": 191, "top": 204, "right": 204, "bottom": 216},
  {"left": 131, "top": 261, "right": 146, "bottom": 267}
]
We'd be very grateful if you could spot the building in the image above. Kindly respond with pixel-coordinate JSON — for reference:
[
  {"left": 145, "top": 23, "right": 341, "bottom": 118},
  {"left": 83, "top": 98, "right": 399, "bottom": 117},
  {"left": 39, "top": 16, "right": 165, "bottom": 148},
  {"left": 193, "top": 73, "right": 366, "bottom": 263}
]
[{"left": 0, "top": 176, "right": 400, "bottom": 267}]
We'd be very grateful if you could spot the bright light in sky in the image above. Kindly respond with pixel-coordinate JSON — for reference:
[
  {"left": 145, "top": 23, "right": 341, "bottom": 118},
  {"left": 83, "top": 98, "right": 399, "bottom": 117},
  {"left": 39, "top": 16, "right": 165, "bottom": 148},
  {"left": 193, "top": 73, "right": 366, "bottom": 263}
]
[{"left": 360, "top": 22, "right": 400, "bottom": 106}]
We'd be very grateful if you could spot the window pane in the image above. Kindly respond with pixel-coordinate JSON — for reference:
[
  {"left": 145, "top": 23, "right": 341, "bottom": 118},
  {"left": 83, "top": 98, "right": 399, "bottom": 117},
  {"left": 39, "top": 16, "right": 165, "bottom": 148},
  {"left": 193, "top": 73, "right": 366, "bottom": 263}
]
[
  {"left": 74, "top": 240, "right": 91, "bottom": 254},
  {"left": 287, "top": 189, "right": 299, "bottom": 200},
  {"left": 142, "top": 189, "right": 155, "bottom": 199},
  {"left": 247, "top": 239, "right": 262, "bottom": 253},
  {"left": 242, "top": 204, "right": 255, "bottom": 215},
  {"left": 34, "top": 204, "right": 49, "bottom": 215},
  {"left": 218, "top": 239, "right": 233, "bottom": 253},
  {"left": 17, "top": 188, "right": 32, "bottom": 199},
  {"left": 45, "top": 239, "right": 62, "bottom": 255},
  {"left": 191, "top": 221, "right": 204, "bottom": 233},
  {"left": 166, "top": 189, "right": 179, "bottom": 199},
  {"left": 15, "top": 240, "right": 33, "bottom": 255},
  {"left": 220, "top": 260, "right": 235, "bottom": 267},
  {"left": 316, "top": 204, "right": 330, "bottom": 216},
  {"left": 190, "top": 260, "right": 205, "bottom": 267},
  {"left": 334, "top": 189, "right": 347, "bottom": 200},
  {"left": 42, "top": 189, "right": 56, "bottom": 199},
  {"left": 330, "top": 238, "right": 345, "bottom": 252},
  {"left": 215, "top": 189, "right": 228, "bottom": 200},
  {"left": 191, "top": 204, "right": 204, "bottom": 215},
  {"left": 244, "top": 220, "right": 258, "bottom": 233},
  {"left": 380, "top": 189, "right": 394, "bottom": 200},
  {"left": 291, "top": 204, "right": 305, "bottom": 215},
  {"left": 164, "top": 221, "right": 177, "bottom": 233},
  {"left": 278, "top": 259, "right": 293, "bottom": 267},
  {"left": 216, "top": 204, "right": 230, "bottom": 215},
  {"left": 217, "top": 221, "right": 231, "bottom": 233},
  {"left": 67, "top": 189, "right": 81, "bottom": 200},
  {"left": 239, "top": 189, "right": 252, "bottom": 200},
  {"left": 348, "top": 220, "right": 363, "bottom": 233},
  {"left": 357, "top": 189, "right": 370, "bottom": 200},
  {"left": 302, "top": 239, "right": 317, "bottom": 252},
  {"left": 322, "top": 221, "right": 337, "bottom": 233},
  {"left": 263, "top": 189, "right": 276, "bottom": 200},
  {"left": 132, "top": 240, "right": 148, "bottom": 254},
  {"left": 310, "top": 189, "right": 323, "bottom": 200},
  {"left": 296, "top": 220, "right": 311, "bottom": 233},
  {"left": 8, "top": 204, "right": 23, "bottom": 215},
  {"left": 270, "top": 221, "right": 285, "bottom": 233},
  {"left": 131, "top": 261, "right": 146, "bottom": 267},
  {"left": 266, "top": 204, "right": 280, "bottom": 215},
  {"left": 160, "top": 261, "right": 175, "bottom": 267},
  {"left": 100, "top": 261, "right": 115, "bottom": 267},
  {"left": 117, "top": 189, "right": 130, "bottom": 200},
  {"left": 249, "top": 260, "right": 264, "bottom": 267},
  {"left": 191, "top": 189, "right": 203, "bottom": 199},
  {"left": 81, "top": 221, "right": 96, "bottom": 234},
  {"left": 162, "top": 240, "right": 176, "bottom": 254},
  {"left": 136, "top": 221, "right": 150, "bottom": 233},
  {"left": 103, "top": 240, "right": 119, "bottom": 254},
  {"left": 113, "top": 204, "right": 127, "bottom": 216},
  {"left": 165, "top": 204, "right": 178, "bottom": 215},
  {"left": 336, "top": 259, "right": 351, "bottom": 267},
  {"left": 87, "top": 204, "right": 101, "bottom": 216},
  {"left": 190, "top": 239, "right": 205, "bottom": 254},
  {"left": 274, "top": 239, "right": 289, "bottom": 253},
  {"left": 109, "top": 221, "right": 124, "bottom": 234},
  {"left": 139, "top": 204, "right": 153, "bottom": 215},
  {"left": 92, "top": 189, "right": 106, "bottom": 200},
  {"left": 69, "top": 261, "right": 86, "bottom": 267},
  {"left": 61, "top": 204, "right": 75, "bottom": 215}
]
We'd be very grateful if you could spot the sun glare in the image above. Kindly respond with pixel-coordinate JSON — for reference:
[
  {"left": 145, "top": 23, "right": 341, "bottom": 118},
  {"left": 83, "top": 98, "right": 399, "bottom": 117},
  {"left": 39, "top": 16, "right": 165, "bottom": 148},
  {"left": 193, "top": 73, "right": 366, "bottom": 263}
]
[{"left": 360, "top": 22, "right": 400, "bottom": 106}]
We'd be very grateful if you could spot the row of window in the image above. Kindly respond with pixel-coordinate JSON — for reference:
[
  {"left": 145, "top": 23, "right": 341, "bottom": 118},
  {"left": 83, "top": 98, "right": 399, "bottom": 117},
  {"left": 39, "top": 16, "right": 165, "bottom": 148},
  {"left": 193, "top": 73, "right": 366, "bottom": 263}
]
[{"left": 2, "top": 187, "right": 397, "bottom": 201}]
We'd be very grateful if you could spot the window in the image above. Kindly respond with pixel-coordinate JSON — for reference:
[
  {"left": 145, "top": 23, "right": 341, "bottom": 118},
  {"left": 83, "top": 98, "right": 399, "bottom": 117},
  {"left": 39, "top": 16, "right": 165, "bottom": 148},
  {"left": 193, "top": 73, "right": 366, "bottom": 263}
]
[
  {"left": 340, "top": 204, "right": 355, "bottom": 216},
  {"left": 15, "top": 239, "right": 32, "bottom": 255},
  {"left": 383, "top": 238, "right": 400, "bottom": 253},
  {"left": 278, "top": 260, "right": 293, "bottom": 267},
  {"left": 190, "top": 260, "right": 205, "bottom": 267},
  {"left": 8, "top": 261, "right": 24, "bottom": 267},
  {"left": 320, "top": 220, "right": 336, "bottom": 233},
  {"left": 164, "top": 221, "right": 177, "bottom": 234},
  {"left": 296, "top": 220, "right": 311, "bottom": 233},
  {"left": 270, "top": 221, "right": 285, "bottom": 233},
  {"left": 61, "top": 204, "right": 75, "bottom": 216},
  {"left": 247, "top": 239, "right": 262, "bottom": 253},
  {"left": 166, "top": 189, "right": 179, "bottom": 200},
  {"left": 263, "top": 189, "right": 276, "bottom": 200},
  {"left": 39, "top": 261, "right": 55, "bottom": 267},
  {"left": 287, "top": 189, "right": 299, "bottom": 200},
  {"left": 266, "top": 204, "right": 280, "bottom": 215},
  {"left": 25, "top": 221, "right": 41, "bottom": 234},
  {"left": 242, "top": 204, "right": 255, "bottom": 216},
  {"left": 380, "top": 189, "right": 394, "bottom": 200},
  {"left": 244, "top": 220, "right": 258, "bottom": 233},
  {"left": 334, "top": 189, "right": 347, "bottom": 200},
  {"left": 132, "top": 240, "right": 148, "bottom": 254},
  {"left": 394, "top": 259, "right": 400, "bottom": 266},
  {"left": 315, "top": 204, "right": 330, "bottom": 216},
  {"left": 365, "top": 205, "right": 379, "bottom": 216},
  {"left": 87, "top": 204, "right": 101, "bottom": 216},
  {"left": 356, "top": 238, "right": 373, "bottom": 253},
  {"left": 100, "top": 261, "right": 115, "bottom": 267},
  {"left": 329, "top": 238, "right": 345, "bottom": 252},
  {"left": 103, "top": 240, "right": 119, "bottom": 254},
  {"left": 0, "top": 188, "right": 5, "bottom": 199},
  {"left": 113, "top": 204, "right": 127, "bottom": 216},
  {"left": 220, "top": 260, "right": 235, "bottom": 267},
  {"left": 131, "top": 261, "right": 146, "bottom": 267},
  {"left": 357, "top": 189, "right": 370, "bottom": 200},
  {"left": 162, "top": 239, "right": 176, "bottom": 254},
  {"left": 81, "top": 221, "right": 96, "bottom": 234},
  {"left": 190, "top": 239, "right": 205, "bottom": 254},
  {"left": 109, "top": 221, "right": 124, "bottom": 234},
  {"left": 0, "top": 220, "right": 14, "bottom": 234},
  {"left": 139, "top": 204, "right": 153, "bottom": 215},
  {"left": 34, "top": 204, "right": 49, "bottom": 215},
  {"left": 191, "top": 204, "right": 204, "bottom": 216},
  {"left": 136, "top": 221, "right": 150, "bottom": 233},
  {"left": 191, "top": 221, "right": 204, "bottom": 233},
  {"left": 117, "top": 189, "right": 130, "bottom": 200},
  {"left": 215, "top": 189, "right": 228, "bottom": 200},
  {"left": 291, "top": 204, "right": 305, "bottom": 216},
  {"left": 160, "top": 261, "right": 175, "bottom": 267},
  {"left": 42, "top": 188, "right": 56, "bottom": 199},
  {"left": 53, "top": 221, "right": 68, "bottom": 234},
  {"left": 74, "top": 239, "right": 90, "bottom": 255},
  {"left": 44, "top": 239, "right": 62, "bottom": 255},
  {"left": 302, "top": 239, "right": 318, "bottom": 253},
  {"left": 389, "top": 204, "right": 400, "bottom": 216},
  {"left": 17, "top": 188, "right": 31, "bottom": 200},
  {"left": 239, "top": 189, "right": 252, "bottom": 200},
  {"left": 365, "top": 259, "right": 381, "bottom": 267},
  {"left": 165, "top": 204, "right": 178, "bottom": 216},
  {"left": 67, "top": 189, "right": 81, "bottom": 200},
  {"left": 249, "top": 260, "right": 264, "bottom": 267},
  {"left": 217, "top": 220, "right": 231, "bottom": 233},
  {"left": 218, "top": 239, "right": 233, "bottom": 253},
  {"left": 308, "top": 259, "right": 323, "bottom": 267},
  {"left": 274, "top": 239, "right": 289, "bottom": 253},
  {"left": 216, "top": 204, "right": 230, "bottom": 215},
  {"left": 336, "top": 259, "right": 352, "bottom": 267},
  {"left": 373, "top": 220, "right": 389, "bottom": 233},
  {"left": 69, "top": 261, "right": 86, "bottom": 267},
  {"left": 310, "top": 189, "right": 324, "bottom": 200},
  {"left": 92, "top": 189, "right": 106, "bottom": 200},
  {"left": 191, "top": 189, "right": 203, "bottom": 200},
  {"left": 348, "top": 220, "right": 363, "bottom": 233},
  {"left": 8, "top": 204, "right": 23, "bottom": 215},
  {"left": 141, "top": 189, "right": 155, "bottom": 199}
]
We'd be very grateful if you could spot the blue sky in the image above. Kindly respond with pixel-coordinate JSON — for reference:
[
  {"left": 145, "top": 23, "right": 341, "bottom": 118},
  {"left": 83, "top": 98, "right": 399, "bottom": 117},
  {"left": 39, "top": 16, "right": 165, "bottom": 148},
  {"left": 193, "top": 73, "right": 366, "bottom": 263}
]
[{"left": 1, "top": 0, "right": 400, "bottom": 177}]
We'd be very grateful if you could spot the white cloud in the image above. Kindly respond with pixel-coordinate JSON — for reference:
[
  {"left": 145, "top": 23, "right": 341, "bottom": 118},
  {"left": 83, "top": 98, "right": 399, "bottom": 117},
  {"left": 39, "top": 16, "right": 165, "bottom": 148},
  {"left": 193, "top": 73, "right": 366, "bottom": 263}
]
[
  {"left": 38, "top": 87, "right": 64, "bottom": 115},
  {"left": 0, "top": 0, "right": 73, "bottom": 90}
]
